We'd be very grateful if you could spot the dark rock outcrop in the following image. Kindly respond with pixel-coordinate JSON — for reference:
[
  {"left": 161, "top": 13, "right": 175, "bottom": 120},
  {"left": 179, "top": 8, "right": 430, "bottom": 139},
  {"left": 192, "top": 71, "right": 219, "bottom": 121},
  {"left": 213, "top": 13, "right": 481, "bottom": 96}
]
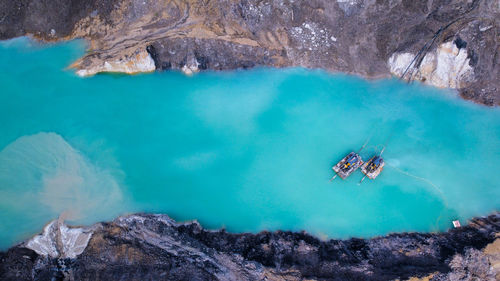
[
  {"left": 1, "top": 212, "right": 499, "bottom": 281},
  {"left": 0, "top": 0, "right": 498, "bottom": 105}
]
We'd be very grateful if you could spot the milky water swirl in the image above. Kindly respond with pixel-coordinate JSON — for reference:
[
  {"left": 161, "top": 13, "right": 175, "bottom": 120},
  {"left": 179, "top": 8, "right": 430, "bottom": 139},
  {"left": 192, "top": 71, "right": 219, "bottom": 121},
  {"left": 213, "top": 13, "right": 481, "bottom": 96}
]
[{"left": 0, "top": 38, "right": 499, "bottom": 249}]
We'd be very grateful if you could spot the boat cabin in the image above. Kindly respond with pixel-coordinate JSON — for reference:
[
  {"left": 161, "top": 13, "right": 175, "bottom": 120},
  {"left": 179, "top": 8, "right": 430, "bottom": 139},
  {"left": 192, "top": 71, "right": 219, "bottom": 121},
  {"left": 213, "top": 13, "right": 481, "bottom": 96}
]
[
  {"left": 361, "top": 155, "right": 385, "bottom": 179},
  {"left": 332, "top": 152, "right": 364, "bottom": 179}
]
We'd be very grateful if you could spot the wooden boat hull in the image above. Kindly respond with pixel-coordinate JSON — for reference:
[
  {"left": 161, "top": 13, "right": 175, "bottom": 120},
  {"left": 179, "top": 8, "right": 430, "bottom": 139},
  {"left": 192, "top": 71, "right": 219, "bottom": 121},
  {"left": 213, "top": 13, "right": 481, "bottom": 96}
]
[
  {"left": 361, "top": 156, "right": 385, "bottom": 179},
  {"left": 332, "top": 152, "right": 363, "bottom": 179}
]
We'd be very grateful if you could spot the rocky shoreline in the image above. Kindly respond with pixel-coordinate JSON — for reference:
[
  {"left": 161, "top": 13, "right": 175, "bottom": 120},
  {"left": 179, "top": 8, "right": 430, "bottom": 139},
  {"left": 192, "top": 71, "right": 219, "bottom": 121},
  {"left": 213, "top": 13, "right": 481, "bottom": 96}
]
[
  {"left": 0, "top": 0, "right": 498, "bottom": 105},
  {"left": 0, "top": 212, "right": 499, "bottom": 281},
  {"left": 1, "top": 1, "right": 499, "bottom": 280}
]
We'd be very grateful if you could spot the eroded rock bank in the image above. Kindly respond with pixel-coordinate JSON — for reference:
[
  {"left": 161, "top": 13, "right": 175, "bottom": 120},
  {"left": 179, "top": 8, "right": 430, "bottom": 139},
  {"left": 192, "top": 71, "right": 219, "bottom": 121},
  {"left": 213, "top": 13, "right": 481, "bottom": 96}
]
[
  {"left": 0, "top": 0, "right": 498, "bottom": 105},
  {"left": 1, "top": 213, "right": 499, "bottom": 281}
]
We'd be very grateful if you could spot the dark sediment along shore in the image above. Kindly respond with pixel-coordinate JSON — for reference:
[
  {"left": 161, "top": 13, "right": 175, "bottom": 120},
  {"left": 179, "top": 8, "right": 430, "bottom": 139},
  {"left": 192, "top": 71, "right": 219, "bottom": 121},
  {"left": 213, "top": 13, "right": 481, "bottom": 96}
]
[
  {"left": 0, "top": 0, "right": 498, "bottom": 105},
  {"left": 1, "top": 212, "right": 499, "bottom": 280}
]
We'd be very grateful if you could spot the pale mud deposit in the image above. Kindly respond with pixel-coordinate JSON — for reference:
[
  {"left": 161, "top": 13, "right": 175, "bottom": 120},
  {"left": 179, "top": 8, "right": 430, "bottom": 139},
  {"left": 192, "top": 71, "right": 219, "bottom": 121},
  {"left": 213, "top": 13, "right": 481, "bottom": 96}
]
[
  {"left": 74, "top": 48, "right": 155, "bottom": 77},
  {"left": 25, "top": 220, "right": 94, "bottom": 259},
  {"left": 388, "top": 41, "right": 474, "bottom": 89}
]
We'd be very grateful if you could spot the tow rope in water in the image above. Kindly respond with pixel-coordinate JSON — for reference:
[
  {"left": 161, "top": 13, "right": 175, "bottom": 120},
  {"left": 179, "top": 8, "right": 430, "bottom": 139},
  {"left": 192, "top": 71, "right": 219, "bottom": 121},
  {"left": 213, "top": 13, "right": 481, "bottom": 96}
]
[{"left": 386, "top": 163, "right": 449, "bottom": 229}]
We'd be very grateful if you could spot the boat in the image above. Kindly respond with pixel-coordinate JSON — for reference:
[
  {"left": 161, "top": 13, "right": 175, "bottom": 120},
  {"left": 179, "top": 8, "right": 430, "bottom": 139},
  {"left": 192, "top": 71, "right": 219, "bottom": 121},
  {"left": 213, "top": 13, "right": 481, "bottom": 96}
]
[
  {"left": 360, "top": 155, "right": 385, "bottom": 180},
  {"left": 331, "top": 152, "right": 364, "bottom": 180}
]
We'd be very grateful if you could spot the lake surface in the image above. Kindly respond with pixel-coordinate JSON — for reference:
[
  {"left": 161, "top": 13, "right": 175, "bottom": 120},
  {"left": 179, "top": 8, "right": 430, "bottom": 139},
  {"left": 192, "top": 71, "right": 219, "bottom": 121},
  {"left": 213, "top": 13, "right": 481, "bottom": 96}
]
[{"left": 1, "top": 38, "right": 499, "bottom": 249}]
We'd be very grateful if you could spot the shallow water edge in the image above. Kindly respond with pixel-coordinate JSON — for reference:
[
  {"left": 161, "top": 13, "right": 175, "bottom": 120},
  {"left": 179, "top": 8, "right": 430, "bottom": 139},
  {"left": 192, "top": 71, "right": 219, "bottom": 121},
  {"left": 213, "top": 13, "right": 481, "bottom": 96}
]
[
  {"left": 1, "top": 212, "right": 499, "bottom": 281},
  {"left": 1, "top": 38, "right": 499, "bottom": 250}
]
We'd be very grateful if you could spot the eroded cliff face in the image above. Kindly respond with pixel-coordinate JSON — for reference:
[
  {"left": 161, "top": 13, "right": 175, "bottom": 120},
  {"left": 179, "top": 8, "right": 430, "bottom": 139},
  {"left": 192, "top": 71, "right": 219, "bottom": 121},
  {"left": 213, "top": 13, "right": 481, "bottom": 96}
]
[
  {"left": 1, "top": 213, "right": 499, "bottom": 281},
  {"left": 0, "top": 0, "right": 499, "bottom": 105}
]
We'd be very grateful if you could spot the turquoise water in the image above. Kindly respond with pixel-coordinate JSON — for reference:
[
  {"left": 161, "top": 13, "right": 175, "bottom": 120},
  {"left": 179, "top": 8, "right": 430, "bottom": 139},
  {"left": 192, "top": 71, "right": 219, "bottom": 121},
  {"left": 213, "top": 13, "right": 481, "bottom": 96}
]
[{"left": 1, "top": 38, "right": 499, "bottom": 249}]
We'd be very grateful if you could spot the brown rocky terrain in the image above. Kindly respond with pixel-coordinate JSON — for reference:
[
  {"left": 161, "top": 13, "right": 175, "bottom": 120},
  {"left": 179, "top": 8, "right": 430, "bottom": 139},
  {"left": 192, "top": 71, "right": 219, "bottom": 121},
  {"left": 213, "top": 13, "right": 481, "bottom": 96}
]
[{"left": 0, "top": 0, "right": 499, "bottom": 105}]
